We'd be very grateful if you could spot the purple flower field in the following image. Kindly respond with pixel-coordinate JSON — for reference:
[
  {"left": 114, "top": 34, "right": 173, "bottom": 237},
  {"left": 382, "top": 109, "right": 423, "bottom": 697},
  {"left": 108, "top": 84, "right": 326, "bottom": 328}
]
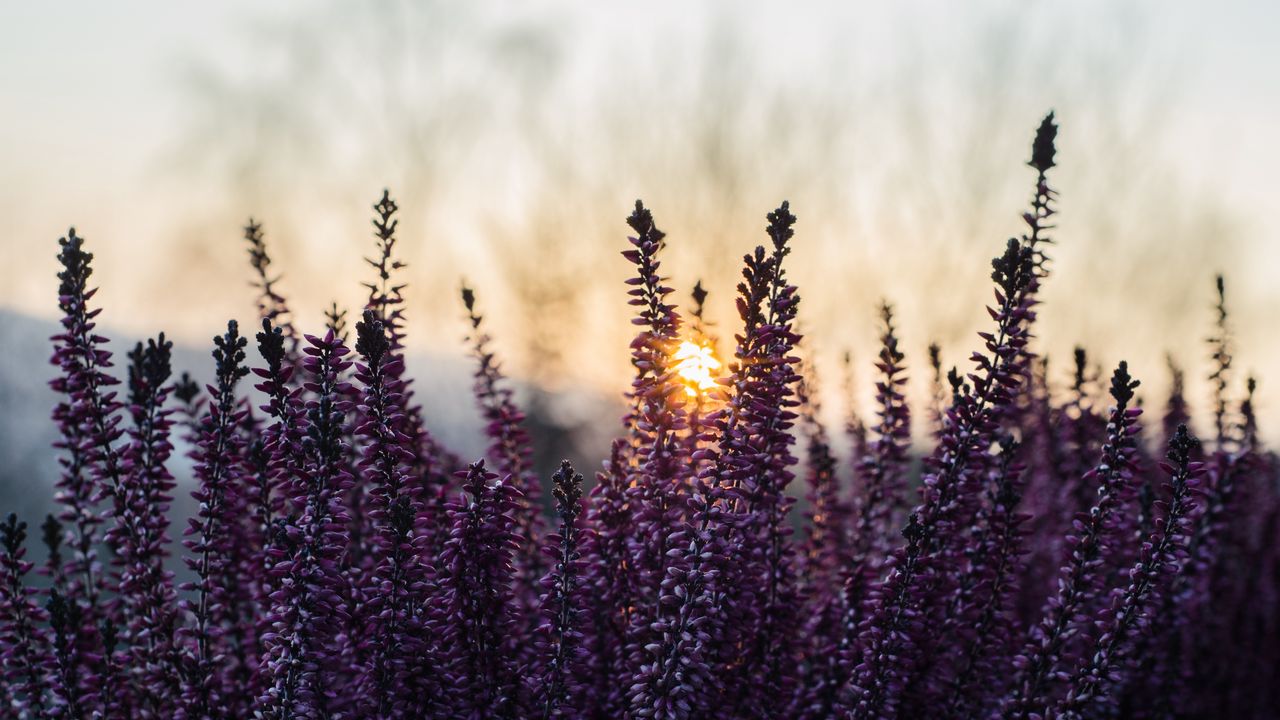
[{"left": 1, "top": 114, "right": 1277, "bottom": 720}]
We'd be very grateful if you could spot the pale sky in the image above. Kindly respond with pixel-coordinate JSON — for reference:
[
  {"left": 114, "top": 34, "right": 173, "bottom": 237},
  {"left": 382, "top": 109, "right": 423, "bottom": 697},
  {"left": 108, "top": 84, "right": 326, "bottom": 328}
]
[{"left": 1, "top": 0, "right": 1278, "bottom": 432}]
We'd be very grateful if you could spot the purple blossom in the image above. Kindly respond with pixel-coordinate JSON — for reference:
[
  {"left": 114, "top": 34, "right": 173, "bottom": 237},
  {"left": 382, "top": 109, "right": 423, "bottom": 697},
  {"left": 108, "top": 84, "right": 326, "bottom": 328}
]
[
  {"left": 845, "top": 236, "right": 1040, "bottom": 720},
  {"left": 5, "top": 111, "right": 1280, "bottom": 720},
  {"left": 795, "top": 367, "right": 847, "bottom": 597},
  {"left": 115, "top": 335, "right": 182, "bottom": 717},
  {"left": 255, "top": 329, "right": 354, "bottom": 719},
  {"left": 1002, "top": 362, "right": 1144, "bottom": 718},
  {"left": 50, "top": 229, "right": 127, "bottom": 618},
  {"left": 242, "top": 219, "right": 299, "bottom": 362},
  {"left": 938, "top": 436, "right": 1028, "bottom": 717},
  {"left": 531, "top": 461, "right": 589, "bottom": 719},
  {"left": 47, "top": 589, "right": 88, "bottom": 719},
  {"left": 432, "top": 461, "right": 523, "bottom": 718},
  {"left": 351, "top": 310, "right": 422, "bottom": 718},
  {"left": 462, "top": 285, "right": 546, "bottom": 651},
  {"left": 1, "top": 515, "right": 52, "bottom": 719},
  {"left": 617, "top": 201, "right": 691, "bottom": 688},
  {"left": 578, "top": 439, "right": 635, "bottom": 716},
  {"left": 178, "top": 321, "right": 252, "bottom": 719},
  {"left": 1052, "top": 425, "right": 1204, "bottom": 719}
]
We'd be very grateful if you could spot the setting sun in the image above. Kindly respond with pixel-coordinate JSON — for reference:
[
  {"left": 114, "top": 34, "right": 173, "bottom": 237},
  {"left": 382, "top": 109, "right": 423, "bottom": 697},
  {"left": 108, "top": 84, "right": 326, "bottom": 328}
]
[{"left": 673, "top": 339, "right": 721, "bottom": 397}]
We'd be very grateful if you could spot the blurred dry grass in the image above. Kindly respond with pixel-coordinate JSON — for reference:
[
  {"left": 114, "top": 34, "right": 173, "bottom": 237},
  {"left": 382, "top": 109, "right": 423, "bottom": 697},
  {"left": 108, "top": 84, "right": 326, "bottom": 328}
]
[{"left": 0, "top": 1, "right": 1273, "bottom": 438}]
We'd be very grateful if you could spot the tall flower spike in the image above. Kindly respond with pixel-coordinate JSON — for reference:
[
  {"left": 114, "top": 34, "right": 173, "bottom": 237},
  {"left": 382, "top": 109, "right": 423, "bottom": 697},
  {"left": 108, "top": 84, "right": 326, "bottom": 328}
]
[
  {"left": 247, "top": 317, "right": 308, "bottom": 686},
  {"left": 533, "top": 461, "right": 588, "bottom": 719},
  {"left": 926, "top": 342, "right": 947, "bottom": 437},
  {"left": 793, "top": 363, "right": 854, "bottom": 720},
  {"left": 352, "top": 310, "right": 421, "bottom": 718},
  {"left": 680, "top": 280, "right": 722, "bottom": 477},
  {"left": 725, "top": 201, "right": 804, "bottom": 717},
  {"left": 255, "top": 328, "right": 354, "bottom": 719},
  {"left": 253, "top": 318, "right": 306, "bottom": 517},
  {"left": 433, "top": 461, "right": 523, "bottom": 718},
  {"left": 47, "top": 589, "right": 87, "bottom": 719},
  {"left": 179, "top": 321, "right": 251, "bottom": 719},
  {"left": 1, "top": 514, "right": 51, "bottom": 719},
  {"left": 365, "top": 190, "right": 407, "bottom": 348},
  {"left": 618, "top": 201, "right": 689, "bottom": 671},
  {"left": 852, "top": 301, "right": 911, "bottom": 568},
  {"left": 633, "top": 202, "right": 803, "bottom": 719},
  {"left": 50, "top": 228, "right": 127, "bottom": 617},
  {"left": 1017, "top": 354, "right": 1060, "bottom": 620},
  {"left": 1057, "top": 350, "right": 1112, "bottom": 531},
  {"left": 1002, "top": 362, "right": 1143, "bottom": 718},
  {"left": 1162, "top": 354, "right": 1191, "bottom": 451},
  {"left": 1051, "top": 425, "right": 1203, "bottom": 719},
  {"left": 577, "top": 439, "right": 634, "bottom": 716},
  {"left": 172, "top": 371, "right": 205, "bottom": 444},
  {"left": 1024, "top": 111, "right": 1058, "bottom": 273},
  {"left": 461, "top": 284, "right": 545, "bottom": 651},
  {"left": 1208, "top": 274, "right": 1234, "bottom": 450},
  {"left": 1151, "top": 375, "right": 1256, "bottom": 716},
  {"left": 361, "top": 190, "right": 453, "bottom": 555},
  {"left": 848, "top": 232, "right": 1040, "bottom": 719},
  {"left": 243, "top": 219, "right": 298, "bottom": 360},
  {"left": 116, "top": 334, "right": 182, "bottom": 716},
  {"left": 841, "top": 351, "right": 869, "bottom": 500},
  {"left": 796, "top": 363, "right": 846, "bottom": 595},
  {"left": 940, "top": 435, "right": 1029, "bottom": 718},
  {"left": 821, "top": 303, "right": 913, "bottom": 717}
]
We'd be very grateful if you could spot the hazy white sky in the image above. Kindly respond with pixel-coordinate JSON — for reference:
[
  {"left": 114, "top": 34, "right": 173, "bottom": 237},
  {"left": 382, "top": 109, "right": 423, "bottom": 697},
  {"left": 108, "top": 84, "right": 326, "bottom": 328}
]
[
  {"left": 1, "top": 1, "right": 1275, "bottom": 275},
  {"left": 1, "top": 1, "right": 1278, "bottom": 431}
]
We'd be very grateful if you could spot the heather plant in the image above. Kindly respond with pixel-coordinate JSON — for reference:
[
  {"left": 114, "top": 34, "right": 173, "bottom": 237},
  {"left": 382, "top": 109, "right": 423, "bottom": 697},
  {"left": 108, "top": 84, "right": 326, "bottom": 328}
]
[
  {"left": 2, "top": 113, "right": 1278, "bottom": 720},
  {"left": 461, "top": 285, "right": 547, "bottom": 656},
  {"left": 1003, "top": 362, "right": 1143, "bottom": 718}
]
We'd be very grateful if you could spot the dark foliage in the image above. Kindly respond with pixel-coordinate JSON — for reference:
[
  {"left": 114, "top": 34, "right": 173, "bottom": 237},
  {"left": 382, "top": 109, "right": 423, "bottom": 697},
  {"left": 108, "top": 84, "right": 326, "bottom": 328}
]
[{"left": 3, "top": 114, "right": 1278, "bottom": 720}]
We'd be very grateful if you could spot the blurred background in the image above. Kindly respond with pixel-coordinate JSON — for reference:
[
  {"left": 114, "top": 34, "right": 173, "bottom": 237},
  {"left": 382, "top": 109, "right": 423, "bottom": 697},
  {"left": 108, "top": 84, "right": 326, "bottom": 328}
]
[{"left": 2, "top": 1, "right": 1278, "bottom": 510}]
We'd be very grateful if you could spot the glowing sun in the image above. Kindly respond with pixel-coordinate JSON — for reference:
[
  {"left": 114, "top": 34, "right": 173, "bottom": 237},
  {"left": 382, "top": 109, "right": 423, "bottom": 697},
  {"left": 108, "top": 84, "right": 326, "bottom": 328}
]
[{"left": 673, "top": 340, "right": 721, "bottom": 397}]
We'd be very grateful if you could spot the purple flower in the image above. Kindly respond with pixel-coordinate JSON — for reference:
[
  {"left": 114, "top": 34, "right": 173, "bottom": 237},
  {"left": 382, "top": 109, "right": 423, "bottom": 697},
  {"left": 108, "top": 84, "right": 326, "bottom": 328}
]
[
  {"left": 47, "top": 588, "right": 88, "bottom": 718},
  {"left": 462, "top": 285, "right": 546, "bottom": 652},
  {"left": 1052, "top": 425, "right": 1204, "bottom": 719},
  {"left": 846, "top": 237, "right": 1040, "bottom": 720},
  {"left": 49, "top": 229, "right": 127, "bottom": 618},
  {"left": 178, "top": 321, "right": 252, "bottom": 719},
  {"left": 361, "top": 190, "right": 455, "bottom": 569},
  {"left": 242, "top": 219, "right": 299, "bottom": 362},
  {"left": 939, "top": 436, "right": 1029, "bottom": 717},
  {"left": 114, "top": 335, "right": 182, "bottom": 716},
  {"left": 795, "top": 368, "right": 848, "bottom": 597},
  {"left": 431, "top": 461, "right": 523, "bottom": 718},
  {"left": 616, "top": 201, "right": 690, "bottom": 683},
  {"left": 5, "top": 111, "right": 1280, "bottom": 719},
  {"left": 630, "top": 202, "right": 803, "bottom": 719},
  {"left": 1002, "top": 362, "right": 1144, "bottom": 718},
  {"left": 254, "top": 329, "right": 354, "bottom": 719},
  {"left": 351, "top": 310, "right": 422, "bottom": 718},
  {"left": 1, "top": 515, "right": 52, "bottom": 719},
  {"left": 531, "top": 461, "right": 589, "bottom": 719},
  {"left": 578, "top": 439, "right": 635, "bottom": 716},
  {"left": 721, "top": 203, "right": 805, "bottom": 716}
]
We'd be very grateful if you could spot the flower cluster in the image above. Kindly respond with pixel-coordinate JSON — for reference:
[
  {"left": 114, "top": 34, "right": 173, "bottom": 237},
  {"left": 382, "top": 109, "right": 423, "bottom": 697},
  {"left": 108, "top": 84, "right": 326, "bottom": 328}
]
[{"left": 3, "top": 113, "right": 1280, "bottom": 720}]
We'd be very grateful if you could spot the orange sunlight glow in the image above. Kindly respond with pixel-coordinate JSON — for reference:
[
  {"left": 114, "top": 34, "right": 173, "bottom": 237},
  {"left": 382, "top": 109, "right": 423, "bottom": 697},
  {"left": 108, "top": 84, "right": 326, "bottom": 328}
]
[{"left": 674, "top": 340, "right": 722, "bottom": 397}]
